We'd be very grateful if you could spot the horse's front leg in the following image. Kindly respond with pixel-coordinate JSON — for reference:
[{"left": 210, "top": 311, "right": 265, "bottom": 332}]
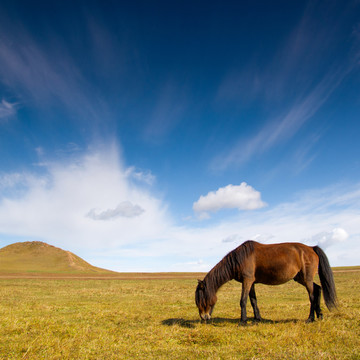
[{"left": 240, "top": 280, "right": 253, "bottom": 324}]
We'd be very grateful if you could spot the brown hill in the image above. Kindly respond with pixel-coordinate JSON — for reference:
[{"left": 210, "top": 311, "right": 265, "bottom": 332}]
[{"left": 0, "top": 241, "right": 116, "bottom": 275}]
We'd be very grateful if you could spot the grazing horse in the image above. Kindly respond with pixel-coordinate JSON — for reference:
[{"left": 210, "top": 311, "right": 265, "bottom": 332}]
[{"left": 195, "top": 241, "right": 337, "bottom": 323}]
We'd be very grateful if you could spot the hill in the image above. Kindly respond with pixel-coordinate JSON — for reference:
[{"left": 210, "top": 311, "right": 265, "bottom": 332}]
[{"left": 0, "top": 241, "right": 116, "bottom": 275}]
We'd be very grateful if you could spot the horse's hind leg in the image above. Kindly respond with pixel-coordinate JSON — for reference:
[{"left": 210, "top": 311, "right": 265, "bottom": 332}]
[
  {"left": 294, "top": 272, "right": 316, "bottom": 323},
  {"left": 305, "top": 281, "right": 316, "bottom": 323},
  {"left": 314, "top": 283, "right": 323, "bottom": 320},
  {"left": 249, "top": 284, "right": 262, "bottom": 322},
  {"left": 305, "top": 282, "right": 323, "bottom": 322}
]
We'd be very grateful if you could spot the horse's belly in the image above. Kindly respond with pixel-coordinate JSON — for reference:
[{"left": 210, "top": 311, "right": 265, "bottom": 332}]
[{"left": 255, "top": 265, "right": 298, "bottom": 285}]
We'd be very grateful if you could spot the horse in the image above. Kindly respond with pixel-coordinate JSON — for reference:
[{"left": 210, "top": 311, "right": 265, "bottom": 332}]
[{"left": 195, "top": 240, "right": 337, "bottom": 324}]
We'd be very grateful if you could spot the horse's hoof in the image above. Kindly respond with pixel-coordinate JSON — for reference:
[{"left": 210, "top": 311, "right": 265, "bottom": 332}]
[
  {"left": 305, "top": 318, "right": 315, "bottom": 323},
  {"left": 239, "top": 320, "right": 248, "bottom": 326}
]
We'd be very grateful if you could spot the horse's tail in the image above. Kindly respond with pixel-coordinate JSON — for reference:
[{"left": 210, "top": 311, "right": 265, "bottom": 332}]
[{"left": 313, "top": 246, "right": 337, "bottom": 310}]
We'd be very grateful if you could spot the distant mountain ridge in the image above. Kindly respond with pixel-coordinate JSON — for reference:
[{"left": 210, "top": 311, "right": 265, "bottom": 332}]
[{"left": 0, "top": 241, "right": 115, "bottom": 274}]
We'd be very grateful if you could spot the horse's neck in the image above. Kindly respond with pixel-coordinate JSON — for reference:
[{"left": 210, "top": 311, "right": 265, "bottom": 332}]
[{"left": 205, "top": 260, "right": 234, "bottom": 294}]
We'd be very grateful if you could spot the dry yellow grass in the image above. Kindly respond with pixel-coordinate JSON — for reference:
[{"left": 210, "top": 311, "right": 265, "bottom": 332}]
[{"left": 0, "top": 269, "right": 359, "bottom": 359}]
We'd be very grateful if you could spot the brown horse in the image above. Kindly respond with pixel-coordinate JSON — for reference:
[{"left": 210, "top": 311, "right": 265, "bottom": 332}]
[{"left": 195, "top": 240, "right": 337, "bottom": 323}]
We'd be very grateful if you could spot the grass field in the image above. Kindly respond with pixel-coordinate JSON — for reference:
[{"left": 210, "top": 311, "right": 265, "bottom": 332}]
[{"left": 0, "top": 270, "right": 359, "bottom": 359}]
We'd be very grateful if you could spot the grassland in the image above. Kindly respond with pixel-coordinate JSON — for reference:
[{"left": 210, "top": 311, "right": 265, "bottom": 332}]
[{"left": 0, "top": 270, "right": 359, "bottom": 359}]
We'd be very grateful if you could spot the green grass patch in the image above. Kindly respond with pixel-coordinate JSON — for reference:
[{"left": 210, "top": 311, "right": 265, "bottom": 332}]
[{"left": 0, "top": 271, "right": 359, "bottom": 359}]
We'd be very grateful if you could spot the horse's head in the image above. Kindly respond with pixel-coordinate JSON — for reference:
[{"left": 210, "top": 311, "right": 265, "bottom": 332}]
[{"left": 195, "top": 280, "right": 217, "bottom": 321}]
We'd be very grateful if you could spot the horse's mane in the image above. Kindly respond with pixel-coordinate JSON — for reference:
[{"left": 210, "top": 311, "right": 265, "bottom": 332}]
[{"left": 205, "top": 240, "right": 255, "bottom": 293}]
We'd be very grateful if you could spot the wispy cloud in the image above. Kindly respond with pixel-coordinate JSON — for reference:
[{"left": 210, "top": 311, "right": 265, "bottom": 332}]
[
  {"left": 213, "top": 69, "right": 348, "bottom": 170},
  {"left": 0, "top": 99, "right": 16, "bottom": 120},
  {"left": 143, "top": 80, "right": 188, "bottom": 142},
  {"left": 291, "top": 132, "right": 321, "bottom": 175},
  {"left": 0, "top": 16, "right": 111, "bottom": 130},
  {"left": 213, "top": 2, "right": 359, "bottom": 171}
]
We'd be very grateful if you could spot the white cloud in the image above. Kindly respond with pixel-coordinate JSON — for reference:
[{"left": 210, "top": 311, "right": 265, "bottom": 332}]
[
  {"left": 0, "top": 173, "right": 24, "bottom": 189},
  {"left": 87, "top": 201, "right": 145, "bottom": 220},
  {"left": 253, "top": 233, "right": 275, "bottom": 242},
  {"left": 193, "top": 182, "right": 266, "bottom": 215},
  {"left": 222, "top": 234, "right": 242, "bottom": 243},
  {"left": 309, "top": 228, "right": 349, "bottom": 249},
  {"left": 0, "top": 145, "right": 359, "bottom": 271},
  {"left": 174, "top": 184, "right": 360, "bottom": 271},
  {"left": 125, "top": 166, "right": 156, "bottom": 185},
  {"left": 0, "top": 172, "right": 43, "bottom": 198},
  {"left": 0, "top": 144, "right": 170, "bottom": 252}
]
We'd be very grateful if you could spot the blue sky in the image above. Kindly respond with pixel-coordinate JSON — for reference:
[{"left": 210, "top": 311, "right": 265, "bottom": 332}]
[{"left": 0, "top": 0, "right": 359, "bottom": 271}]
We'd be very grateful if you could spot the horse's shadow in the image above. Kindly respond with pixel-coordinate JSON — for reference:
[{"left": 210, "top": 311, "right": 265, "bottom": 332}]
[
  {"left": 162, "top": 318, "right": 198, "bottom": 328},
  {"left": 162, "top": 317, "right": 300, "bottom": 329}
]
